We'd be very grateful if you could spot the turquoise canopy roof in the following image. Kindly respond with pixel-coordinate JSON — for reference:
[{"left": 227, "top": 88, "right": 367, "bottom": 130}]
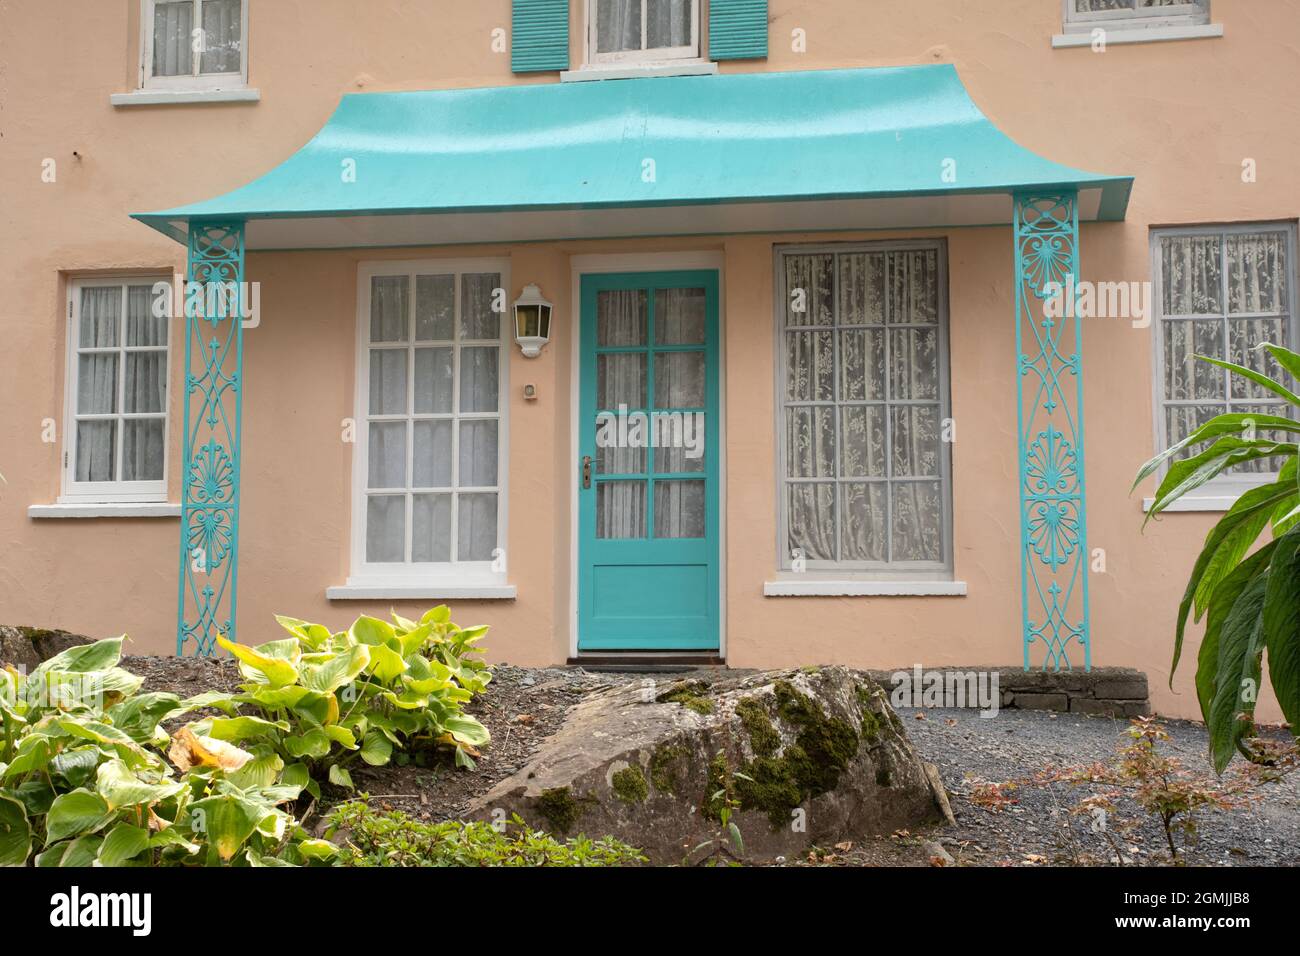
[{"left": 135, "top": 65, "right": 1132, "bottom": 249}]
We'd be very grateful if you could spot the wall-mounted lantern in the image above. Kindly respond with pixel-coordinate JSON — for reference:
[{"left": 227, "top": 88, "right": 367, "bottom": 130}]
[{"left": 513, "top": 284, "right": 553, "bottom": 358}]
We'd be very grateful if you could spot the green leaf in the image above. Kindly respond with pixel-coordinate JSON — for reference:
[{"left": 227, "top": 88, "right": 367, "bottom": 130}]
[
  {"left": 328, "top": 765, "right": 354, "bottom": 789},
  {"left": 97, "top": 823, "right": 150, "bottom": 867},
  {"left": 217, "top": 634, "right": 300, "bottom": 688},
  {"left": 1197, "top": 541, "right": 1278, "bottom": 724},
  {"left": 444, "top": 714, "right": 490, "bottom": 748},
  {"left": 34, "top": 637, "right": 124, "bottom": 675},
  {"left": 188, "top": 792, "right": 276, "bottom": 863},
  {"left": 1198, "top": 352, "right": 1300, "bottom": 406},
  {"left": 349, "top": 615, "right": 397, "bottom": 647},
  {"left": 45, "top": 789, "right": 115, "bottom": 843},
  {"left": 1134, "top": 411, "right": 1300, "bottom": 489},
  {"left": 1261, "top": 528, "right": 1300, "bottom": 729},
  {"left": 299, "top": 645, "right": 370, "bottom": 695},
  {"left": 107, "top": 692, "right": 183, "bottom": 743},
  {"left": 204, "top": 715, "right": 290, "bottom": 743},
  {"left": 323, "top": 725, "right": 358, "bottom": 750},
  {"left": 296, "top": 838, "right": 339, "bottom": 862},
  {"left": 421, "top": 605, "right": 451, "bottom": 626},
  {"left": 1147, "top": 437, "right": 1296, "bottom": 524},
  {"left": 1208, "top": 574, "right": 1268, "bottom": 773},
  {"left": 360, "top": 729, "right": 393, "bottom": 767},
  {"left": 284, "top": 728, "right": 331, "bottom": 760},
  {"left": 36, "top": 835, "right": 102, "bottom": 868},
  {"left": 49, "top": 747, "right": 104, "bottom": 789},
  {"left": 0, "top": 793, "right": 31, "bottom": 867},
  {"left": 95, "top": 759, "right": 185, "bottom": 810},
  {"left": 274, "top": 615, "right": 333, "bottom": 650},
  {"left": 366, "top": 643, "right": 408, "bottom": 685}
]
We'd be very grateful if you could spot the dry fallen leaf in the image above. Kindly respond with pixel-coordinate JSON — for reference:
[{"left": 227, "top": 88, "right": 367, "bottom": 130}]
[
  {"left": 168, "top": 726, "right": 253, "bottom": 772},
  {"left": 834, "top": 841, "right": 854, "bottom": 852}
]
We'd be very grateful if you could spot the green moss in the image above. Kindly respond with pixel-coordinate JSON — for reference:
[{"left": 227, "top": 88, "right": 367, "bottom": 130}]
[
  {"left": 733, "top": 756, "right": 803, "bottom": 828},
  {"left": 658, "top": 682, "right": 715, "bottom": 715},
  {"left": 859, "top": 707, "right": 884, "bottom": 743},
  {"left": 536, "top": 787, "right": 586, "bottom": 834},
  {"left": 875, "top": 764, "right": 893, "bottom": 788},
  {"left": 649, "top": 744, "right": 688, "bottom": 795},
  {"left": 611, "top": 766, "right": 648, "bottom": 804},
  {"left": 735, "top": 697, "right": 780, "bottom": 758}
]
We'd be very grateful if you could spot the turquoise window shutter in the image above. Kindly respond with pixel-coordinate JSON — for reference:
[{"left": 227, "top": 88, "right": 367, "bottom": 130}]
[
  {"left": 512, "top": 0, "right": 570, "bottom": 72},
  {"left": 709, "top": 0, "right": 768, "bottom": 60}
]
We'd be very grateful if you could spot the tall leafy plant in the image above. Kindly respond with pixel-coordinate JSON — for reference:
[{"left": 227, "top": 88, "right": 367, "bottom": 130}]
[{"left": 1136, "top": 342, "right": 1300, "bottom": 771}]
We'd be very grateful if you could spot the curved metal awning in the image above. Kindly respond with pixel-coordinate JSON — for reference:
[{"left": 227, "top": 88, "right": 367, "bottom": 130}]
[{"left": 135, "top": 64, "right": 1132, "bottom": 250}]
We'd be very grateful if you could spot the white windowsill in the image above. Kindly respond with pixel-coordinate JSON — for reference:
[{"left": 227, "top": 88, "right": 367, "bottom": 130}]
[
  {"left": 1052, "top": 23, "right": 1223, "bottom": 48},
  {"left": 1143, "top": 496, "right": 1238, "bottom": 513},
  {"left": 110, "top": 88, "right": 261, "bottom": 107},
  {"left": 763, "top": 580, "right": 968, "bottom": 598},
  {"left": 326, "top": 583, "right": 518, "bottom": 601},
  {"left": 560, "top": 61, "right": 718, "bottom": 83},
  {"left": 29, "top": 502, "right": 181, "bottom": 519}
]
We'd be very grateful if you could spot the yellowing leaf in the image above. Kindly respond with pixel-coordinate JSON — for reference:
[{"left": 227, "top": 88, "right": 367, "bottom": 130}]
[{"left": 168, "top": 726, "right": 253, "bottom": 773}]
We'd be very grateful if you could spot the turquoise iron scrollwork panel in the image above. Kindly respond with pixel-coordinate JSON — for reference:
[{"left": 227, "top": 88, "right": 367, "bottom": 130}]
[
  {"left": 1015, "top": 194, "right": 1091, "bottom": 672},
  {"left": 177, "top": 223, "right": 245, "bottom": 656}
]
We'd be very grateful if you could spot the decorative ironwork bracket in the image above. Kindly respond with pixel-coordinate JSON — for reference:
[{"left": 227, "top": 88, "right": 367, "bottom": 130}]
[
  {"left": 1014, "top": 193, "right": 1091, "bottom": 671},
  {"left": 177, "top": 222, "right": 246, "bottom": 656}
]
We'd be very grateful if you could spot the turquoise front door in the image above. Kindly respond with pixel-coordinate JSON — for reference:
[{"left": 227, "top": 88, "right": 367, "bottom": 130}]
[{"left": 578, "top": 271, "right": 721, "bottom": 652}]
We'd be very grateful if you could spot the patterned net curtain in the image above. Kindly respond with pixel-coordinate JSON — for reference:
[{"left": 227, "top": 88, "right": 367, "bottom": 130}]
[
  {"left": 596, "top": 0, "right": 693, "bottom": 53},
  {"left": 152, "top": 0, "right": 241, "bottom": 77},
  {"left": 1074, "top": 0, "right": 1202, "bottom": 11}
]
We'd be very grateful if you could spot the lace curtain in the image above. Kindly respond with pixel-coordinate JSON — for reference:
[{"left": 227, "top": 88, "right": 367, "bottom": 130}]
[
  {"left": 152, "top": 1, "right": 241, "bottom": 77},
  {"left": 366, "top": 273, "right": 501, "bottom": 564},
  {"left": 1161, "top": 230, "right": 1293, "bottom": 474},
  {"left": 783, "top": 250, "right": 946, "bottom": 566},
  {"left": 596, "top": 0, "right": 692, "bottom": 53},
  {"left": 1074, "top": 1, "right": 1199, "bottom": 12}
]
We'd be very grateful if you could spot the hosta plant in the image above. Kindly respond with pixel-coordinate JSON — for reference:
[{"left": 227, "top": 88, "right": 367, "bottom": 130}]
[{"left": 1136, "top": 342, "right": 1300, "bottom": 771}]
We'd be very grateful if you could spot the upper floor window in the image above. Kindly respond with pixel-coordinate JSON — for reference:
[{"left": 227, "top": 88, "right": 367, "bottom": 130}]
[
  {"left": 590, "top": 0, "right": 700, "bottom": 64},
  {"left": 1063, "top": 0, "right": 1210, "bottom": 32},
  {"left": 142, "top": 0, "right": 248, "bottom": 91}
]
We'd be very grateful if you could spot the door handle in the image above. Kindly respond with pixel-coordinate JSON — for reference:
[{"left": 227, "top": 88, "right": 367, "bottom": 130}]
[{"left": 581, "top": 456, "right": 592, "bottom": 489}]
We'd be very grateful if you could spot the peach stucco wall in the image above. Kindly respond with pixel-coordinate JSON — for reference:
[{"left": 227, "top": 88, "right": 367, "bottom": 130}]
[{"left": 1, "top": 1, "right": 1296, "bottom": 721}]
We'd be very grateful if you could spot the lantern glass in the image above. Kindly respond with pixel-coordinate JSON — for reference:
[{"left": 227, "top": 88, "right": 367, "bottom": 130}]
[{"left": 516, "top": 304, "right": 541, "bottom": 339}]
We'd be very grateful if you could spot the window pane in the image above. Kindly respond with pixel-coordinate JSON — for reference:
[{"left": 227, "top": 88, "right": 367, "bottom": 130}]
[
  {"left": 152, "top": 1, "right": 194, "bottom": 77},
  {"left": 598, "top": 353, "right": 646, "bottom": 409},
  {"left": 412, "top": 420, "right": 453, "bottom": 488},
  {"left": 199, "top": 0, "right": 242, "bottom": 74},
  {"left": 369, "top": 349, "right": 407, "bottom": 415},
  {"left": 892, "top": 482, "right": 943, "bottom": 562},
  {"left": 126, "top": 285, "right": 167, "bottom": 346},
  {"left": 596, "top": 0, "right": 642, "bottom": 52},
  {"left": 413, "top": 347, "right": 453, "bottom": 413},
  {"left": 370, "top": 276, "right": 409, "bottom": 342},
  {"left": 125, "top": 353, "right": 167, "bottom": 414},
  {"left": 461, "top": 274, "right": 501, "bottom": 340},
  {"left": 598, "top": 289, "right": 648, "bottom": 345},
  {"left": 840, "top": 406, "right": 886, "bottom": 478},
  {"left": 655, "top": 288, "right": 706, "bottom": 344},
  {"left": 786, "top": 407, "right": 835, "bottom": 478},
  {"left": 1161, "top": 236, "right": 1222, "bottom": 316},
  {"left": 458, "top": 493, "right": 498, "bottom": 560},
  {"left": 76, "top": 421, "right": 116, "bottom": 483},
  {"left": 412, "top": 494, "right": 452, "bottom": 562},
  {"left": 1075, "top": 0, "right": 1135, "bottom": 13},
  {"left": 459, "top": 420, "right": 499, "bottom": 487},
  {"left": 1164, "top": 319, "right": 1224, "bottom": 400},
  {"left": 788, "top": 484, "right": 836, "bottom": 561},
  {"left": 80, "top": 287, "right": 121, "bottom": 347},
  {"left": 366, "top": 495, "right": 406, "bottom": 563},
  {"left": 1232, "top": 404, "right": 1289, "bottom": 474},
  {"left": 1229, "top": 317, "right": 1289, "bottom": 400},
  {"left": 888, "top": 250, "right": 939, "bottom": 325},
  {"left": 889, "top": 328, "right": 939, "bottom": 400},
  {"left": 841, "top": 483, "right": 887, "bottom": 562},
  {"left": 122, "top": 420, "right": 165, "bottom": 481},
  {"left": 367, "top": 422, "right": 406, "bottom": 489},
  {"left": 416, "top": 275, "right": 455, "bottom": 340},
  {"left": 654, "top": 480, "right": 705, "bottom": 538},
  {"left": 1227, "top": 233, "right": 1290, "bottom": 315},
  {"left": 785, "top": 330, "right": 834, "bottom": 402},
  {"left": 785, "top": 254, "right": 834, "bottom": 326},
  {"left": 646, "top": 0, "right": 692, "bottom": 49},
  {"left": 839, "top": 329, "right": 885, "bottom": 401},
  {"left": 77, "top": 354, "right": 118, "bottom": 414},
  {"left": 596, "top": 482, "right": 646, "bottom": 538},
  {"left": 838, "top": 253, "right": 886, "bottom": 325},
  {"left": 655, "top": 351, "right": 705, "bottom": 408},
  {"left": 1165, "top": 404, "right": 1227, "bottom": 461},
  {"left": 460, "top": 347, "right": 499, "bottom": 413},
  {"left": 891, "top": 405, "right": 941, "bottom": 478}
]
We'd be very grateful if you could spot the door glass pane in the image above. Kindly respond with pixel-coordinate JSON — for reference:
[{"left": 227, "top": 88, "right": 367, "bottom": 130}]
[
  {"left": 1161, "top": 236, "right": 1222, "bottom": 316},
  {"left": 655, "top": 352, "right": 705, "bottom": 408},
  {"left": 595, "top": 423, "right": 646, "bottom": 475},
  {"left": 647, "top": 0, "right": 692, "bottom": 49},
  {"left": 124, "top": 353, "right": 166, "bottom": 413},
  {"left": 80, "top": 287, "right": 121, "bottom": 347},
  {"left": 596, "top": 0, "right": 642, "bottom": 52},
  {"left": 76, "top": 421, "right": 116, "bottom": 483},
  {"left": 891, "top": 405, "right": 941, "bottom": 478},
  {"left": 366, "top": 495, "right": 406, "bottom": 563},
  {"left": 126, "top": 285, "right": 167, "bottom": 346},
  {"left": 786, "top": 407, "right": 835, "bottom": 478},
  {"left": 840, "top": 406, "right": 886, "bottom": 478},
  {"left": 1164, "top": 319, "right": 1225, "bottom": 400},
  {"left": 653, "top": 413, "right": 705, "bottom": 473},
  {"left": 78, "top": 354, "right": 118, "bottom": 414},
  {"left": 413, "top": 347, "right": 453, "bottom": 413},
  {"left": 457, "top": 493, "right": 498, "bottom": 560},
  {"left": 654, "top": 480, "right": 705, "bottom": 538},
  {"left": 891, "top": 482, "right": 943, "bottom": 562},
  {"left": 655, "top": 288, "right": 706, "bottom": 344},
  {"left": 461, "top": 274, "right": 501, "bottom": 340},
  {"left": 412, "top": 420, "right": 453, "bottom": 488},
  {"left": 597, "top": 290, "right": 648, "bottom": 345},
  {"left": 416, "top": 275, "right": 455, "bottom": 340},
  {"left": 460, "top": 347, "right": 499, "bottom": 412},
  {"left": 369, "top": 349, "right": 407, "bottom": 414},
  {"left": 152, "top": 1, "right": 193, "bottom": 76},
  {"left": 596, "top": 481, "right": 646, "bottom": 538},
  {"left": 841, "top": 483, "right": 887, "bottom": 562},
  {"left": 787, "top": 483, "right": 835, "bottom": 561},
  {"left": 459, "top": 420, "right": 499, "bottom": 486},
  {"left": 597, "top": 353, "right": 646, "bottom": 409},
  {"left": 199, "top": 0, "right": 242, "bottom": 74},
  {"left": 368, "top": 422, "right": 406, "bottom": 489},
  {"left": 122, "top": 420, "right": 165, "bottom": 481},
  {"left": 370, "top": 276, "right": 409, "bottom": 342},
  {"left": 412, "top": 494, "right": 452, "bottom": 562},
  {"left": 785, "top": 330, "right": 834, "bottom": 402}
]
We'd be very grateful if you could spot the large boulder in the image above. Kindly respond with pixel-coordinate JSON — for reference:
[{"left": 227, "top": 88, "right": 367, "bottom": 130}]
[
  {"left": 0, "top": 626, "right": 95, "bottom": 672},
  {"left": 469, "top": 666, "right": 950, "bottom": 864}
]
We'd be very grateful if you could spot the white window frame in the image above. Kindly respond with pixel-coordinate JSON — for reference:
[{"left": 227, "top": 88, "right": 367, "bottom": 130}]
[
  {"left": 772, "top": 240, "right": 954, "bottom": 580},
  {"left": 347, "top": 259, "right": 511, "bottom": 589},
  {"left": 1062, "top": 0, "right": 1209, "bottom": 34},
  {"left": 61, "top": 276, "right": 172, "bottom": 504},
  {"left": 1150, "top": 222, "right": 1300, "bottom": 499},
  {"left": 587, "top": 0, "right": 702, "bottom": 66},
  {"left": 140, "top": 0, "right": 249, "bottom": 92}
]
